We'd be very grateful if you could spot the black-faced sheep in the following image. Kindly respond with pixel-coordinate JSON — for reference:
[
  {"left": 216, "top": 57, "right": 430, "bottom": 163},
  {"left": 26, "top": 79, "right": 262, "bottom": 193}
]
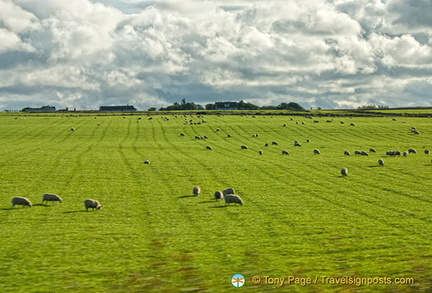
[{"left": 214, "top": 191, "right": 224, "bottom": 201}]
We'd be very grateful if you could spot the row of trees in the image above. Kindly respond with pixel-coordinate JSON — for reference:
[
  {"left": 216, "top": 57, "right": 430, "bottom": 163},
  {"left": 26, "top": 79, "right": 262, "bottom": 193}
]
[{"left": 159, "top": 99, "right": 306, "bottom": 111}]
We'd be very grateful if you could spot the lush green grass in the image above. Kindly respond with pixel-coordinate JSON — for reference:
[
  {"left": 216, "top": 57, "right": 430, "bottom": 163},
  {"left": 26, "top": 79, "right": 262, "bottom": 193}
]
[{"left": 0, "top": 114, "right": 432, "bottom": 292}]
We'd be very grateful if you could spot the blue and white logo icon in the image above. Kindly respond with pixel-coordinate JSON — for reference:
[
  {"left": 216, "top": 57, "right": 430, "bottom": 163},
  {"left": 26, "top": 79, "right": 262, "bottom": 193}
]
[{"left": 231, "top": 274, "right": 245, "bottom": 288}]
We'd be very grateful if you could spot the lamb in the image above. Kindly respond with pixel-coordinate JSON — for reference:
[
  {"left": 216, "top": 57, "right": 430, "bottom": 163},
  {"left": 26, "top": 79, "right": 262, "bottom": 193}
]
[
  {"left": 378, "top": 159, "right": 385, "bottom": 166},
  {"left": 224, "top": 194, "right": 244, "bottom": 206},
  {"left": 193, "top": 186, "right": 201, "bottom": 196},
  {"left": 84, "top": 199, "right": 102, "bottom": 211},
  {"left": 314, "top": 149, "right": 320, "bottom": 155},
  {"left": 214, "top": 191, "right": 224, "bottom": 201},
  {"left": 41, "top": 193, "right": 62, "bottom": 204},
  {"left": 11, "top": 196, "right": 32, "bottom": 208},
  {"left": 341, "top": 168, "right": 348, "bottom": 176},
  {"left": 223, "top": 188, "right": 235, "bottom": 196}
]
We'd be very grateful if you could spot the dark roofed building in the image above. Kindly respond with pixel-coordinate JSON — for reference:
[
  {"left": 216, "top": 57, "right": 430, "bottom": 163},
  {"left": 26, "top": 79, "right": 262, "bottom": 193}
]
[
  {"left": 215, "top": 102, "right": 238, "bottom": 110},
  {"left": 22, "top": 105, "right": 56, "bottom": 113},
  {"left": 99, "top": 105, "right": 137, "bottom": 112}
]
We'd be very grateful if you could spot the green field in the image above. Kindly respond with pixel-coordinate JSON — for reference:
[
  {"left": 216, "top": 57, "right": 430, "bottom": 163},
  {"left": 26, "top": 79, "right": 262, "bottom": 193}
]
[{"left": 0, "top": 113, "right": 431, "bottom": 292}]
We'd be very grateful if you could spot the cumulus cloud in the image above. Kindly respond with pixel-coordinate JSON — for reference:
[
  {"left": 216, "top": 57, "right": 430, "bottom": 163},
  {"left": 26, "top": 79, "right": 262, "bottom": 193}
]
[{"left": 0, "top": 0, "right": 432, "bottom": 110}]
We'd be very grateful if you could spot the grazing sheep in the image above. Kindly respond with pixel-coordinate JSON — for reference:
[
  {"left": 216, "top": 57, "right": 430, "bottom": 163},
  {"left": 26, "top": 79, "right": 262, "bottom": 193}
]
[
  {"left": 341, "top": 168, "right": 348, "bottom": 176},
  {"left": 283, "top": 124, "right": 287, "bottom": 127},
  {"left": 180, "top": 133, "right": 185, "bottom": 136},
  {"left": 144, "top": 160, "right": 150, "bottom": 164},
  {"left": 41, "top": 193, "right": 62, "bottom": 204},
  {"left": 403, "top": 151, "right": 409, "bottom": 157},
  {"left": 350, "top": 123, "right": 356, "bottom": 126},
  {"left": 360, "top": 151, "right": 369, "bottom": 156},
  {"left": 84, "top": 199, "right": 102, "bottom": 211},
  {"left": 241, "top": 145, "right": 248, "bottom": 150},
  {"left": 378, "top": 159, "right": 385, "bottom": 166},
  {"left": 223, "top": 188, "right": 235, "bottom": 196},
  {"left": 264, "top": 143, "right": 269, "bottom": 147},
  {"left": 259, "top": 150, "right": 263, "bottom": 155},
  {"left": 294, "top": 140, "right": 301, "bottom": 147},
  {"left": 314, "top": 149, "right": 321, "bottom": 155},
  {"left": 408, "top": 148, "right": 417, "bottom": 154},
  {"left": 193, "top": 186, "right": 201, "bottom": 196},
  {"left": 216, "top": 128, "right": 221, "bottom": 132},
  {"left": 206, "top": 146, "right": 213, "bottom": 150},
  {"left": 227, "top": 134, "right": 232, "bottom": 137},
  {"left": 282, "top": 150, "right": 290, "bottom": 155},
  {"left": 370, "top": 148, "right": 377, "bottom": 153},
  {"left": 224, "top": 194, "right": 244, "bottom": 206},
  {"left": 355, "top": 150, "right": 362, "bottom": 155},
  {"left": 11, "top": 196, "right": 32, "bottom": 208},
  {"left": 272, "top": 141, "right": 279, "bottom": 145},
  {"left": 425, "top": 150, "right": 430, "bottom": 155},
  {"left": 70, "top": 127, "right": 75, "bottom": 131},
  {"left": 344, "top": 151, "right": 351, "bottom": 156},
  {"left": 306, "top": 139, "right": 310, "bottom": 143},
  {"left": 214, "top": 191, "right": 224, "bottom": 201}
]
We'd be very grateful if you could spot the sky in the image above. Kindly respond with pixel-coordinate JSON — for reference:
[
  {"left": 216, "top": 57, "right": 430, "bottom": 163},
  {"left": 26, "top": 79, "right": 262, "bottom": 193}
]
[{"left": 0, "top": 0, "right": 431, "bottom": 111}]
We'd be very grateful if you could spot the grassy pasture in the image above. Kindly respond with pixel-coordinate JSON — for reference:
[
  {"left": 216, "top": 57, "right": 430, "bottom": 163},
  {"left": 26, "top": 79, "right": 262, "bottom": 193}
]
[{"left": 0, "top": 114, "right": 432, "bottom": 292}]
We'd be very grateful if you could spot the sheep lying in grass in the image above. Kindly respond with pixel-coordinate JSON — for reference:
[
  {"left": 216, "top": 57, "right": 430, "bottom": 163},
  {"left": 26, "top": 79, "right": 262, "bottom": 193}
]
[
  {"left": 223, "top": 188, "right": 235, "bottom": 196},
  {"left": 224, "top": 194, "right": 244, "bottom": 206},
  {"left": 193, "top": 186, "right": 201, "bottom": 196},
  {"left": 214, "top": 191, "right": 224, "bottom": 201},
  {"left": 41, "top": 193, "right": 62, "bottom": 204},
  {"left": 378, "top": 159, "right": 385, "bottom": 166},
  {"left": 84, "top": 199, "right": 102, "bottom": 211},
  {"left": 341, "top": 168, "right": 348, "bottom": 176},
  {"left": 11, "top": 196, "right": 32, "bottom": 208}
]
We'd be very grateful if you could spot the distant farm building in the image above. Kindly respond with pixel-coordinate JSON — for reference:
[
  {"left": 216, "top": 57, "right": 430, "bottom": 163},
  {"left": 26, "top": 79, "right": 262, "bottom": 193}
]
[
  {"left": 99, "top": 105, "right": 137, "bottom": 112},
  {"left": 22, "top": 105, "right": 56, "bottom": 113},
  {"left": 215, "top": 102, "right": 238, "bottom": 110}
]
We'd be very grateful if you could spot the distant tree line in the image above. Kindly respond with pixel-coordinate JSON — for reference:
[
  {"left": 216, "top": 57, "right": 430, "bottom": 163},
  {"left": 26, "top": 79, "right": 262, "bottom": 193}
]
[
  {"left": 357, "top": 105, "right": 389, "bottom": 110},
  {"left": 159, "top": 99, "right": 305, "bottom": 111}
]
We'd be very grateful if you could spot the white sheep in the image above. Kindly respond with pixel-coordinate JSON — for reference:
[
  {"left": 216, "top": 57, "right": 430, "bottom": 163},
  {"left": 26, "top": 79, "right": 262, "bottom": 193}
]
[
  {"left": 41, "top": 193, "right": 63, "bottom": 204},
  {"left": 214, "top": 191, "right": 224, "bottom": 201},
  {"left": 224, "top": 194, "right": 244, "bottom": 206},
  {"left": 341, "top": 168, "right": 348, "bottom": 176},
  {"left": 84, "top": 199, "right": 102, "bottom": 211},
  {"left": 11, "top": 196, "right": 32, "bottom": 208},
  {"left": 193, "top": 186, "right": 201, "bottom": 196},
  {"left": 223, "top": 188, "right": 235, "bottom": 196}
]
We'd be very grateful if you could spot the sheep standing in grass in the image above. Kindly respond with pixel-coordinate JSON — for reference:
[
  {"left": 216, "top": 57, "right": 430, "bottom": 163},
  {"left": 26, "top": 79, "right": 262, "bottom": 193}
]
[
  {"left": 408, "top": 148, "right": 417, "bottom": 154},
  {"left": 341, "top": 168, "right": 348, "bottom": 176},
  {"left": 84, "top": 199, "right": 102, "bottom": 211},
  {"left": 282, "top": 150, "right": 290, "bottom": 155},
  {"left": 314, "top": 149, "right": 320, "bottom": 155},
  {"left": 425, "top": 150, "right": 430, "bottom": 155},
  {"left": 11, "top": 197, "right": 32, "bottom": 208},
  {"left": 378, "top": 159, "right": 385, "bottom": 166},
  {"left": 214, "top": 191, "right": 224, "bottom": 201},
  {"left": 41, "top": 193, "right": 62, "bottom": 204},
  {"left": 206, "top": 146, "right": 213, "bottom": 150},
  {"left": 70, "top": 127, "right": 75, "bottom": 131},
  {"left": 241, "top": 145, "right": 248, "bottom": 150},
  {"left": 344, "top": 151, "right": 351, "bottom": 156},
  {"left": 193, "top": 186, "right": 201, "bottom": 196},
  {"left": 223, "top": 188, "right": 235, "bottom": 196},
  {"left": 224, "top": 194, "right": 244, "bottom": 206},
  {"left": 294, "top": 140, "right": 301, "bottom": 147},
  {"left": 144, "top": 160, "right": 150, "bottom": 164},
  {"left": 370, "top": 148, "right": 377, "bottom": 153},
  {"left": 259, "top": 150, "right": 263, "bottom": 155}
]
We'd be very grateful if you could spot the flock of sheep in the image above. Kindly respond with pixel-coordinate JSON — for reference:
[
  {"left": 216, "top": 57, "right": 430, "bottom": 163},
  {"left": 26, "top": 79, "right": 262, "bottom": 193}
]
[
  {"left": 193, "top": 186, "right": 244, "bottom": 205},
  {"left": 11, "top": 193, "right": 102, "bottom": 211}
]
